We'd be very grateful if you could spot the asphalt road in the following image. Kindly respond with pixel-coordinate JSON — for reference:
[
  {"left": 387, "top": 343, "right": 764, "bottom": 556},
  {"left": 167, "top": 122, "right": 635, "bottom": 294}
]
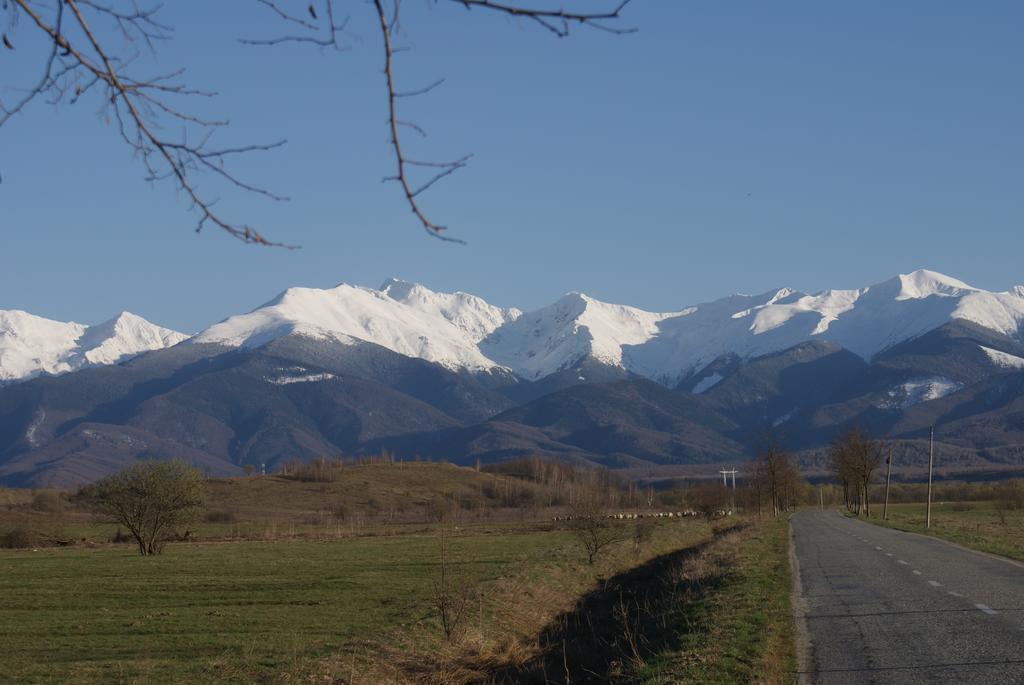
[{"left": 790, "top": 510, "right": 1024, "bottom": 684}]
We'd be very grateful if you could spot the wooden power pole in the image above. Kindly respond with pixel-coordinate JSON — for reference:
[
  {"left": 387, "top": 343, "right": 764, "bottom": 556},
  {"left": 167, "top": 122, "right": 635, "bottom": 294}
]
[
  {"left": 926, "top": 426, "right": 935, "bottom": 529},
  {"left": 883, "top": 446, "right": 893, "bottom": 521}
]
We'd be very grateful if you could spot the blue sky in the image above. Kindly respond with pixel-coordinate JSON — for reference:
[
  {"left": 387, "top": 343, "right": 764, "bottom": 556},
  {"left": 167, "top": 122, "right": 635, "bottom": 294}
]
[{"left": 1, "top": 1, "right": 1022, "bottom": 333}]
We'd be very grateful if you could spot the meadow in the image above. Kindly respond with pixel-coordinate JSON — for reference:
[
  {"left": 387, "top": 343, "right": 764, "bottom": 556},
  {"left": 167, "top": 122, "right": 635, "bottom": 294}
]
[
  {"left": 862, "top": 500, "right": 1024, "bottom": 562},
  {"left": 0, "top": 463, "right": 796, "bottom": 683}
]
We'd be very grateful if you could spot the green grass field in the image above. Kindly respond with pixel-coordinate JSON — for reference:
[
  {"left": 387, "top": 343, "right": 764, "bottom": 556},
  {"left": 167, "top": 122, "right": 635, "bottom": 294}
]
[
  {"left": 2, "top": 518, "right": 756, "bottom": 683},
  {"left": 0, "top": 527, "right": 578, "bottom": 683},
  {"left": 0, "top": 464, "right": 798, "bottom": 683},
  {"left": 856, "top": 501, "right": 1024, "bottom": 562}
]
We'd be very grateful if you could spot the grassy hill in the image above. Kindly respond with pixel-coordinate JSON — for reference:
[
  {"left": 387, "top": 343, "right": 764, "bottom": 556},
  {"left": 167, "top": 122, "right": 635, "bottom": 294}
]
[{"left": 1, "top": 462, "right": 567, "bottom": 547}]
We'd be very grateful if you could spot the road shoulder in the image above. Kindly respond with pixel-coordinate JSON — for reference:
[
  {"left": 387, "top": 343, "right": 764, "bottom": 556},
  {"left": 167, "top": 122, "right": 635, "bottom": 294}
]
[{"left": 789, "top": 513, "right": 814, "bottom": 684}]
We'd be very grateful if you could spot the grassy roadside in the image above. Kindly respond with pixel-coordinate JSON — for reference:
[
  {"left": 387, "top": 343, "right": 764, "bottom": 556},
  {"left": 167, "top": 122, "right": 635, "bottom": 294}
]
[
  {"left": 632, "top": 518, "right": 796, "bottom": 684},
  {"left": 851, "top": 501, "right": 1024, "bottom": 562}
]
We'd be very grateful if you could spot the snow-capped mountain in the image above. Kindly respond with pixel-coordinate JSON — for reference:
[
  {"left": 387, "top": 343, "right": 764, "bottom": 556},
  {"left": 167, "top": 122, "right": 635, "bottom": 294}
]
[
  {"left": 6, "top": 269, "right": 1024, "bottom": 486},
  {"left": 379, "top": 278, "right": 521, "bottom": 343},
  {"left": 486, "top": 269, "right": 1023, "bottom": 385},
  {"left": 188, "top": 269, "right": 1024, "bottom": 386},
  {"left": 0, "top": 310, "right": 187, "bottom": 383},
  {"left": 9, "top": 269, "right": 1023, "bottom": 388},
  {"left": 480, "top": 292, "right": 677, "bottom": 381},
  {"left": 627, "top": 270, "right": 1024, "bottom": 385},
  {"left": 192, "top": 281, "right": 515, "bottom": 372}
]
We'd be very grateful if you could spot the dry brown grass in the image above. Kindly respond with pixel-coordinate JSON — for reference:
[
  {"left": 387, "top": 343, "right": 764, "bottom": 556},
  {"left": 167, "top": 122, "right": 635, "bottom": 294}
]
[{"left": 373, "top": 521, "right": 727, "bottom": 684}]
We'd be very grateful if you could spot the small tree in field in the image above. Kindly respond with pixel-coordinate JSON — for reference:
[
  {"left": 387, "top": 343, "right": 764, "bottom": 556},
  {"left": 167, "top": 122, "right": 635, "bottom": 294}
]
[
  {"left": 567, "top": 499, "right": 624, "bottom": 565},
  {"left": 89, "top": 460, "right": 205, "bottom": 556}
]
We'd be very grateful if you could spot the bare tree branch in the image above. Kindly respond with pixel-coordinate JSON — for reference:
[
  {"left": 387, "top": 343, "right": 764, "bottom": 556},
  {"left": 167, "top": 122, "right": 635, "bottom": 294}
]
[
  {"left": 5, "top": 0, "right": 293, "bottom": 246},
  {"left": 373, "top": 0, "right": 468, "bottom": 243},
  {"left": 448, "top": 0, "right": 635, "bottom": 37},
  {"left": 2, "top": 0, "right": 634, "bottom": 246},
  {"left": 241, "top": 0, "right": 351, "bottom": 49}
]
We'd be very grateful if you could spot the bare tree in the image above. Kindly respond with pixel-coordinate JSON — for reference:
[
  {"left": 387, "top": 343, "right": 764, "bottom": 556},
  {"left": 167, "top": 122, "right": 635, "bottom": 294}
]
[
  {"left": 1, "top": 1, "right": 633, "bottom": 246},
  {"left": 830, "top": 428, "right": 882, "bottom": 517},
  {"left": 86, "top": 459, "right": 205, "bottom": 556},
  {"left": 687, "top": 483, "right": 731, "bottom": 520},
  {"left": 567, "top": 497, "right": 623, "bottom": 564},
  {"left": 751, "top": 439, "right": 803, "bottom": 517},
  {"left": 432, "top": 520, "right": 472, "bottom": 640},
  {"left": 993, "top": 480, "right": 1024, "bottom": 525}
]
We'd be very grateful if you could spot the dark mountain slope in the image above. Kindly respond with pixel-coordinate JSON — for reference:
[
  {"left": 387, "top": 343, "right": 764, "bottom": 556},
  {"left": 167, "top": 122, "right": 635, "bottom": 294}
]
[{"left": 372, "top": 379, "right": 746, "bottom": 468}]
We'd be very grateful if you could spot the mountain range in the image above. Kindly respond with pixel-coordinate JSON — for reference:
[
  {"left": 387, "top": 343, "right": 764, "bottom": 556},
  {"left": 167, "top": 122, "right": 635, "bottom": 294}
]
[{"left": 3, "top": 269, "right": 1024, "bottom": 486}]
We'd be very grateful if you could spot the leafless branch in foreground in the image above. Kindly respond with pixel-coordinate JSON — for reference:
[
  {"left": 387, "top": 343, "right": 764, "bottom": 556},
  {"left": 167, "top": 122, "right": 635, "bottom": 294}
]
[
  {"left": 3, "top": 0, "right": 293, "bottom": 246},
  {"left": 1, "top": 0, "right": 634, "bottom": 246},
  {"left": 372, "top": 0, "right": 634, "bottom": 242},
  {"left": 450, "top": 0, "right": 635, "bottom": 38},
  {"left": 240, "top": 0, "right": 352, "bottom": 49}
]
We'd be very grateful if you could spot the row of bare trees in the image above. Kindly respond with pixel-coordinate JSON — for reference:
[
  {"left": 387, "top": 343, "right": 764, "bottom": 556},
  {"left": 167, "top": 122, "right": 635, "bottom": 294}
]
[
  {"left": 830, "top": 428, "right": 882, "bottom": 516},
  {"left": 750, "top": 441, "right": 804, "bottom": 516}
]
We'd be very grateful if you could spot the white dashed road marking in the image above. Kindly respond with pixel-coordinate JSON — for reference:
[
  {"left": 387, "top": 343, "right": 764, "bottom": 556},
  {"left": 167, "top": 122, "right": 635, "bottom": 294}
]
[
  {"left": 948, "top": 591, "right": 964, "bottom": 598},
  {"left": 898, "top": 560, "right": 909, "bottom": 565},
  {"left": 913, "top": 570, "right": 922, "bottom": 575},
  {"left": 976, "top": 604, "right": 997, "bottom": 615},
  {"left": 928, "top": 580, "right": 942, "bottom": 587}
]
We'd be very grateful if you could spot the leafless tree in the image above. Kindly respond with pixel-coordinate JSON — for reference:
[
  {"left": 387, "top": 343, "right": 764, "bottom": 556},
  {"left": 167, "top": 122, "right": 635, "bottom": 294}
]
[
  {"left": 751, "top": 439, "right": 803, "bottom": 517},
  {"left": 687, "top": 482, "right": 731, "bottom": 520},
  {"left": 830, "top": 428, "right": 882, "bottom": 517},
  {"left": 1, "top": 1, "right": 633, "bottom": 246},
  {"left": 432, "top": 519, "right": 472, "bottom": 640},
  {"left": 992, "top": 480, "right": 1024, "bottom": 525},
  {"left": 567, "top": 497, "right": 624, "bottom": 564}
]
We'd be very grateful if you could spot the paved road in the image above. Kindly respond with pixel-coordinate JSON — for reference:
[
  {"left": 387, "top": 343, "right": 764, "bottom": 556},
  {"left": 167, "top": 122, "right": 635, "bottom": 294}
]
[{"left": 791, "top": 510, "right": 1024, "bottom": 684}]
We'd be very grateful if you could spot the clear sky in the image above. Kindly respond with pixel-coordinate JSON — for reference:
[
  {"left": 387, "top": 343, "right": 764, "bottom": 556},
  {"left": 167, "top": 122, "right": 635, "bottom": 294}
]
[{"left": 1, "top": 1, "right": 1022, "bottom": 333}]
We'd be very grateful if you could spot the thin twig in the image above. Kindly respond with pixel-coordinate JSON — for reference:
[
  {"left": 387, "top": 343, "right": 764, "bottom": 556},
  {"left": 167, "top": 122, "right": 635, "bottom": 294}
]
[{"left": 373, "top": 0, "right": 466, "bottom": 243}]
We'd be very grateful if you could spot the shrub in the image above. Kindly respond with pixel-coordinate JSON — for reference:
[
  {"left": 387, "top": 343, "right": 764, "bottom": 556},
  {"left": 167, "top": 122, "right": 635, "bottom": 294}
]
[
  {"left": 633, "top": 518, "right": 656, "bottom": 557},
  {"left": 30, "top": 490, "right": 66, "bottom": 513},
  {"left": 567, "top": 499, "right": 625, "bottom": 565},
  {"left": 331, "top": 503, "right": 351, "bottom": 522},
  {"left": 204, "top": 510, "right": 236, "bottom": 523},
  {"left": 427, "top": 494, "right": 455, "bottom": 523},
  {"left": 1, "top": 527, "right": 34, "bottom": 549},
  {"left": 87, "top": 460, "right": 205, "bottom": 556}
]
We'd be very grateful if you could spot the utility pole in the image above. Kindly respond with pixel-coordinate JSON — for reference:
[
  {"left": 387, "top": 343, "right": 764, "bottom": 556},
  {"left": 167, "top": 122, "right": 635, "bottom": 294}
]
[
  {"left": 719, "top": 469, "right": 737, "bottom": 488},
  {"left": 883, "top": 446, "right": 893, "bottom": 521},
  {"left": 926, "top": 426, "right": 935, "bottom": 529},
  {"left": 819, "top": 486, "right": 824, "bottom": 510},
  {"left": 719, "top": 469, "right": 737, "bottom": 514}
]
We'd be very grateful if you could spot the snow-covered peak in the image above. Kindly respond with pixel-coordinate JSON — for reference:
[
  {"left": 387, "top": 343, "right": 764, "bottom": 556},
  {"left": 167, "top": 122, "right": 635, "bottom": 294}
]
[
  {"left": 193, "top": 282, "right": 505, "bottom": 372},
  {"left": 9, "top": 269, "right": 1021, "bottom": 387},
  {"left": 481, "top": 292, "right": 676, "bottom": 380},
  {"left": 77, "top": 311, "right": 188, "bottom": 366},
  {"left": 380, "top": 278, "right": 520, "bottom": 342},
  {"left": 893, "top": 269, "right": 976, "bottom": 301},
  {"left": 0, "top": 309, "right": 186, "bottom": 383},
  {"left": 615, "top": 270, "right": 1024, "bottom": 387}
]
